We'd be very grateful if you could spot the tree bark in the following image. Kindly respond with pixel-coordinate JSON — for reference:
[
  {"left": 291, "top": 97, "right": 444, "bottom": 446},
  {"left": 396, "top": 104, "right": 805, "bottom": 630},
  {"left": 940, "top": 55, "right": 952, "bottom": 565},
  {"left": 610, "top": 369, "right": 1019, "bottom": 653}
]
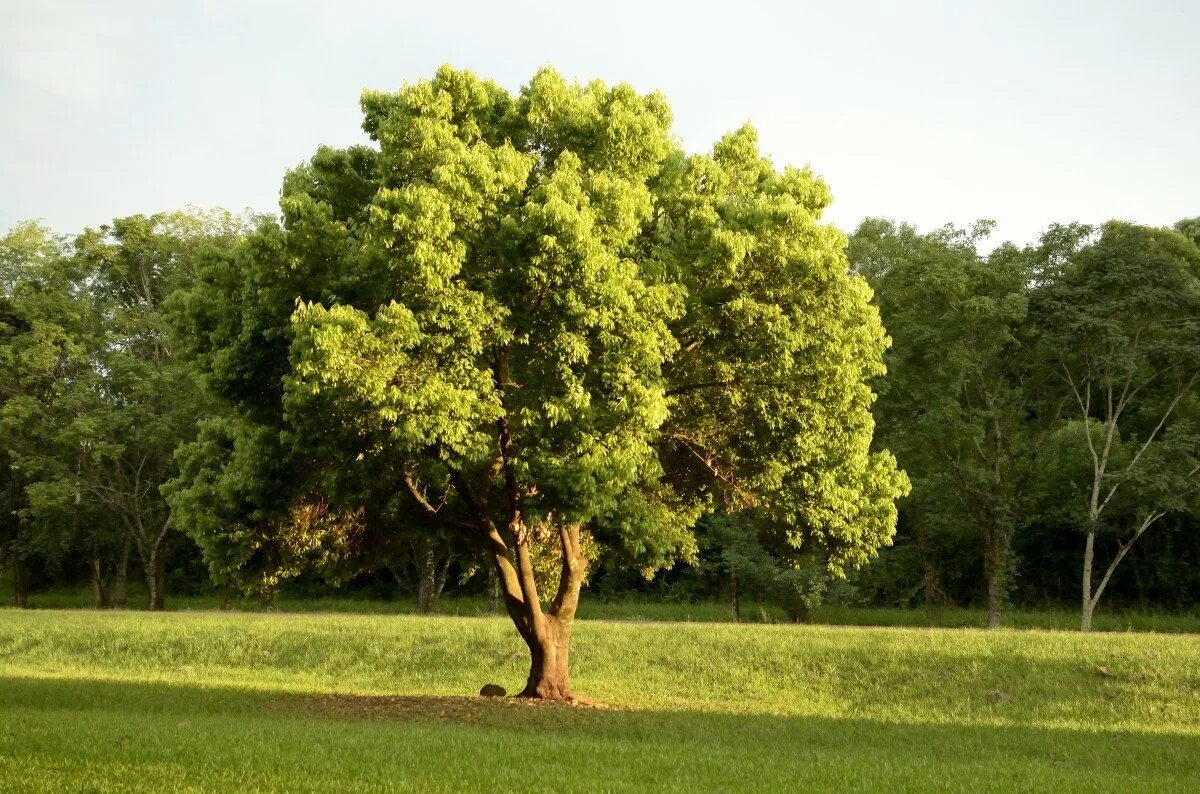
[
  {"left": 515, "top": 524, "right": 586, "bottom": 700},
  {"left": 90, "top": 558, "right": 110, "bottom": 608},
  {"left": 446, "top": 460, "right": 585, "bottom": 701},
  {"left": 147, "top": 548, "right": 166, "bottom": 611},
  {"left": 11, "top": 557, "right": 28, "bottom": 608},
  {"left": 1081, "top": 530, "right": 1095, "bottom": 632},
  {"left": 519, "top": 614, "right": 575, "bottom": 699},
  {"left": 730, "top": 567, "right": 740, "bottom": 623},
  {"left": 983, "top": 528, "right": 1010, "bottom": 629},
  {"left": 416, "top": 539, "right": 437, "bottom": 613},
  {"left": 114, "top": 536, "right": 130, "bottom": 609}
]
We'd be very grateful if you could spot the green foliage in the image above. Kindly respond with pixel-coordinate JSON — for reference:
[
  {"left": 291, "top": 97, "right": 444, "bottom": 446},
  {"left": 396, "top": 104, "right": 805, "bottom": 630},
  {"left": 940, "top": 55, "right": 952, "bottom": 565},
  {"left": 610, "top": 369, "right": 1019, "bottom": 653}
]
[
  {"left": 850, "top": 219, "right": 1043, "bottom": 623},
  {"left": 168, "top": 66, "right": 906, "bottom": 627}
]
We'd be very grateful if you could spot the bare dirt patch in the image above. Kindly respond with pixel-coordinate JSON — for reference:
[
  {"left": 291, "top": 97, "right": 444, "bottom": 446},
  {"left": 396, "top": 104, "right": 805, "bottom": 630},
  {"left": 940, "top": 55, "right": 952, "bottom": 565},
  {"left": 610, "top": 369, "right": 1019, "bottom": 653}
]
[{"left": 275, "top": 693, "right": 619, "bottom": 729}]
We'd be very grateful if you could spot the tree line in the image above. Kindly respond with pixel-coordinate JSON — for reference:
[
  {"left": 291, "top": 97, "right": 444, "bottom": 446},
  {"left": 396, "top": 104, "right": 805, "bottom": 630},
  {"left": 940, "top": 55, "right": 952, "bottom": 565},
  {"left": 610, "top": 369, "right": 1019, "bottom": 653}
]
[{"left": 2, "top": 68, "right": 1198, "bottom": 667}]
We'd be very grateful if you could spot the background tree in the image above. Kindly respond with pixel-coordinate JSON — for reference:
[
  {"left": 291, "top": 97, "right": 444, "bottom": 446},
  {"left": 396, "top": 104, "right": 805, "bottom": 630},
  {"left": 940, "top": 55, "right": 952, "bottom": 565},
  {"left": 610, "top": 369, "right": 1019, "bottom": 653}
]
[
  {"left": 9, "top": 212, "right": 241, "bottom": 610},
  {"left": 0, "top": 222, "right": 84, "bottom": 606},
  {"left": 849, "top": 219, "right": 1048, "bottom": 627},
  {"left": 1030, "top": 221, "right": 1200, "bottom": 630},
  {"left": 170, "top": 66, "right": 906, "bottom": 700}
]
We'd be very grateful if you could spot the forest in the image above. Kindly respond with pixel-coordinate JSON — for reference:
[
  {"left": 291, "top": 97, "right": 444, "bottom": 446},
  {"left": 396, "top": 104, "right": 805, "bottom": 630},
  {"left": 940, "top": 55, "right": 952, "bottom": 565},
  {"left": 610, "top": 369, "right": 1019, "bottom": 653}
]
[{"left": 3, "top": 70, "right": 1199, "bottom": 647}]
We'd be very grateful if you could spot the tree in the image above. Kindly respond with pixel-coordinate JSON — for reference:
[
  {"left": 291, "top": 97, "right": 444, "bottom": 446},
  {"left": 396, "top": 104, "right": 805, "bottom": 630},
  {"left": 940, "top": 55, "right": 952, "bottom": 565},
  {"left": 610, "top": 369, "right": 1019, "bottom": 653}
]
[
  {"left": 1031, "top": 221, "right": 1200, "bottom": 630},
  {"left": 12, "top": 212, "right": 242, "bottom": 610},
  {"left": 850, "top": 219, "right": 1048, "bottom": 627},
  {"left": 0, "top": 222, "right": 83, "bottom": 606},
  {"left": 169, "top": 66, "right": 906, "bottom": 700}
]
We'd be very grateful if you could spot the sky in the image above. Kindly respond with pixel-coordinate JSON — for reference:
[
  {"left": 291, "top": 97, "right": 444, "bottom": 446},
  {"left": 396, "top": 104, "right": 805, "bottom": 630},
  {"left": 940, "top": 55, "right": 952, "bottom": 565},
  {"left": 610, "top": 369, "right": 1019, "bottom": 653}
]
[{"left": 2, "top": 0, "right": 1197, "bottom": 249}]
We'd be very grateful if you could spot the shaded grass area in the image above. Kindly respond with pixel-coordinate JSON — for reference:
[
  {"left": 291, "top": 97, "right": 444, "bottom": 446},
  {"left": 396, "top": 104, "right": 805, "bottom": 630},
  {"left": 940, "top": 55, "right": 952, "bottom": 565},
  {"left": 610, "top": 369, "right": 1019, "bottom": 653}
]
[
  {"left": 1, "top": 610, "right": 1198, "bottom": 791},
  {"left": 5, "top": 586, "right": 1198, "bottom": 633}
]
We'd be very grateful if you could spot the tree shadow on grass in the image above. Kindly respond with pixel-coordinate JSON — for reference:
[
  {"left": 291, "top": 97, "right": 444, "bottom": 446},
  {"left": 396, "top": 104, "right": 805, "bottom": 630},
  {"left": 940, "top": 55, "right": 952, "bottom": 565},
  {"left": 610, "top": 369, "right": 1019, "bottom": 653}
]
[{"left": 2, "top": 675, "right": 1198, "bottom": 792}]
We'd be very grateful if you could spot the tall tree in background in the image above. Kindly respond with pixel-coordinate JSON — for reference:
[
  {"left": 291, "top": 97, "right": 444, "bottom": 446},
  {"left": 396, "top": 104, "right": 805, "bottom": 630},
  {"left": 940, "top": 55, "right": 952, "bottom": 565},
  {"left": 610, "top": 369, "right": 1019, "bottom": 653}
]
[
  {"left": 7, "top": 212, "right": 241, "bottom": 610},
  {"left": 1031, "top": 221, "right": 1200, "bottom": 631},
  {"left": 0, "top": 223, "right": 86, "bottom": 606},
  {"left": 850, "top": 219, "right": 1048, "bottom": 627},
  {"left": 170, "top": 66, "right": 906, "bottom": 699}
]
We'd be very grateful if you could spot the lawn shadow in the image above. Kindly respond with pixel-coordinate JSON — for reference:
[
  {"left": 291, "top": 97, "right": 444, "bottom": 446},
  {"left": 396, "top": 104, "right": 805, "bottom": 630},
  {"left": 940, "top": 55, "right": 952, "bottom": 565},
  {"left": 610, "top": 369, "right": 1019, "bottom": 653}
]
[{"left": 2, "top": 673, "right": 1198, "bottom": 792}]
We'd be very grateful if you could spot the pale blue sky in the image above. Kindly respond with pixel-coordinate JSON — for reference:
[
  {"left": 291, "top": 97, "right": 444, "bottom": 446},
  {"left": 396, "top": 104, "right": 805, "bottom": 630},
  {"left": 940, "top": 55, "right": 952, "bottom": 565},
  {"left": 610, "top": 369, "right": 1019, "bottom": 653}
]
[{"left": 2, "top": 0, "right": 1197, "bottom": 247}]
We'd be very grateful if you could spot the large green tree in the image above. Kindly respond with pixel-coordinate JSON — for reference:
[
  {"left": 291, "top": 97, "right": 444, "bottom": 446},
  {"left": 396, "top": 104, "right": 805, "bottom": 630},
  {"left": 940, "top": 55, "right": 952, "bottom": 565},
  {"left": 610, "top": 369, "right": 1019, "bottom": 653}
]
[{"left": 170, "top": 66, "right": 906, "bottom": 699}]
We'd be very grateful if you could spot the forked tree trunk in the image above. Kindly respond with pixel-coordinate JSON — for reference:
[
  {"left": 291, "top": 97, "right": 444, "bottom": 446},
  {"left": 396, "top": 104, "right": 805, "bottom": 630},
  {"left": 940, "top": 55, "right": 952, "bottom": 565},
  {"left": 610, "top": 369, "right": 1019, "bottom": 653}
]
[
  {"left": 445, "top": 461, "right": 586, "bottom": 701},
  {"left": 513, "top": 527, "right": 585, "bottom": 700},
  {"left": 481, "top": 516, "right": 586, "bottom": 701}
]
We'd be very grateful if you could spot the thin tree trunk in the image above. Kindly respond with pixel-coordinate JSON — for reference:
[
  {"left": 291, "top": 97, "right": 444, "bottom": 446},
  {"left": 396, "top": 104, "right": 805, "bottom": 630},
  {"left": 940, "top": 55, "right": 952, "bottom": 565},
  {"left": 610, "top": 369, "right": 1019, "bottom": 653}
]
[
  {"left": 730, "top": 567, "right": 740, "bottom": 623},
  {"left": 146, "top": 518, "right": 171, "bottom": 611},
  {"left": 114, "top": 535, "right": 130, "bottom": 609},
  {"left": 12, "top": 557, "right": 28, "bottom": 609},
  {"left": 1081, "top": 531, "right": 1095, "bottom": 632},
  {"left": 416, "top": 539, "right": 436, "bottom": 613},
  {"left": 90, "top": 558, "right": 110, "bottom": 608},
  {"left": 146, "top": 547, "right": 166, "bottom": 611},
  {"left": 488, "top": 567, "right": 500, "bottom": 614},
  {"left": 915, "top": 516, "right": 938, "bottom": 606}
]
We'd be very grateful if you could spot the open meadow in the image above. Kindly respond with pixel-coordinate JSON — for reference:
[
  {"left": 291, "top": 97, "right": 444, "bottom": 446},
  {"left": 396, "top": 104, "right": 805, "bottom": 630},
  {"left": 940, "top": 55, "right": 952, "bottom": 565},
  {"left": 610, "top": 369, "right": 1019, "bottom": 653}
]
[{"left": 1, "top": 609, "right": 1197, "bottom": 792}]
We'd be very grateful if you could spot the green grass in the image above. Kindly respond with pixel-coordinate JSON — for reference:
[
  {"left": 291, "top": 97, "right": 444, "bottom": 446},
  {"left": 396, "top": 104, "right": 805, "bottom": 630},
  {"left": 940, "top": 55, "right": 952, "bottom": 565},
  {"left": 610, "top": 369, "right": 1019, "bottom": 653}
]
[
  {"left": 9, "top": 585, "right": 1199, "bottom": 634},
  {"left": 0, "top": 609, "right": 1197, "bottom": 791}
]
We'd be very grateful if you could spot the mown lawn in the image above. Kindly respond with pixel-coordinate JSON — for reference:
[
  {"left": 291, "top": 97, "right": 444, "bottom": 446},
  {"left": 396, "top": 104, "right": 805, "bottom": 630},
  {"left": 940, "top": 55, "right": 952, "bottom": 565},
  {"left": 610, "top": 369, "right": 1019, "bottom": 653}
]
[
  {"left": 8, "top": 586, "right": 1199, "bottom": 634},
  {"left": 0, "top": 609, "right": 1197, "bottom": 791}
]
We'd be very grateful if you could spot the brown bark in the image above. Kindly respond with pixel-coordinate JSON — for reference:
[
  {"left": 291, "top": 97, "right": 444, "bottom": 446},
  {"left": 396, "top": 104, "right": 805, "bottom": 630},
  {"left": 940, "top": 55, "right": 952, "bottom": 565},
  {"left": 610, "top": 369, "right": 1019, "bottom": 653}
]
[
  {"left": 519, "top": 614, "right": 575, "bottom": 699},
  {"left": 516, "top": 524, "right": 586, "bottom": 700},
  {"left": 414, "top": 539, "right": 452, "bottom": 613},
  {"left": 90, "top": 558, "right": 111, "bottom": 608}
]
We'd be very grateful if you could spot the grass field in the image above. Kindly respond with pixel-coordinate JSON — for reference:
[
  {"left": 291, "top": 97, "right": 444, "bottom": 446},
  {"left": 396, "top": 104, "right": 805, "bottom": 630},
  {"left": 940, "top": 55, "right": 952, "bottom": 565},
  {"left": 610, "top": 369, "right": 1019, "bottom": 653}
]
[
  {"left": 8, "top": 586, "right": 1200, "bottom": 634},
  {"left": 1, "top": 609, "right": 1197, "bottom": 791}
]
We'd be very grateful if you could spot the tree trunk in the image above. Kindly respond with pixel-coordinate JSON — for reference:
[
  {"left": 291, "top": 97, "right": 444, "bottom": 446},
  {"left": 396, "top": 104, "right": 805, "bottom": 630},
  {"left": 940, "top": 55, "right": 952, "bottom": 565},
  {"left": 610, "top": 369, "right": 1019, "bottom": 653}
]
[
  {"left": 12, "top": 557, "right": 28, "bottom": 608},
  {"left": 146, "top": 549, "right": 166, "bottom": 611},
  {"left": 983, "top": 530, "right": 1010, "bottom": 629},
  {"left": 487, "top": 522, "right": 586, "bottom": 702},
  {"left": 915, "top": 517, "right": 938, "bottom": 606},
  {"left": 519, "top": 614, "right": 574, "bottom": 700},
  {"left": 1081, "top": 530, "right": 1095, "bottom": 632},
  {"left": 113, "top": 536, "right": 130, "bottom": 609},
  {"left": 730, "top": 567, "right": 740, "bottom": 623},
  {"left": 90, "top": 558, "right": 110, "bottom": 608},
  {"left": 488, "top": 567, "right": 500, "bottom": 614},
  {"left": 416, "top": 539, "right": 437, "bottom": 613}
]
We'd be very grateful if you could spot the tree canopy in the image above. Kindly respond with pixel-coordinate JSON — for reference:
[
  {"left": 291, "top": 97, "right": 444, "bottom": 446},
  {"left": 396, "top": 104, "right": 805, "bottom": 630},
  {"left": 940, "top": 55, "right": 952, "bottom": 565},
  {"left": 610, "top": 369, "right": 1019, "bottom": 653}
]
[{"left": 166, "top": 66, "right": 907, "bottom": 698}]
